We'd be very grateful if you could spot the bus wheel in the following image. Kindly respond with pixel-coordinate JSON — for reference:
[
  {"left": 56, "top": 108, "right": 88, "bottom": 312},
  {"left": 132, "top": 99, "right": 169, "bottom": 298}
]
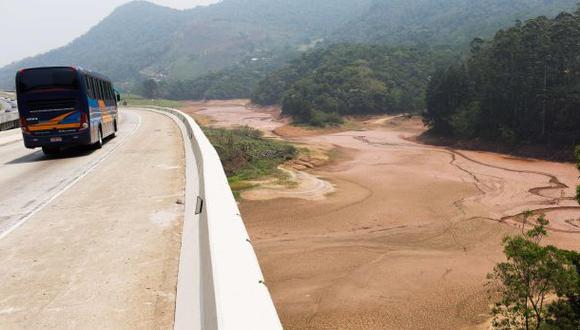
[
  {"left": 95, "top": 127, "right": 103, "bottom": 149},
  {"left": 42, "top": 146, "right": 60, "bottom": 155}
]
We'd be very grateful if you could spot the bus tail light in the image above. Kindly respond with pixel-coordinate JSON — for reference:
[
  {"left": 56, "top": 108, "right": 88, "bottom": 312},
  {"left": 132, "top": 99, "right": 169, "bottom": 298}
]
[
  {"left": 80, "top": 112, "right": 89, "bottom": 129},
  {"left": 20, "top": 117, "right": 30, "bottom": 134}
]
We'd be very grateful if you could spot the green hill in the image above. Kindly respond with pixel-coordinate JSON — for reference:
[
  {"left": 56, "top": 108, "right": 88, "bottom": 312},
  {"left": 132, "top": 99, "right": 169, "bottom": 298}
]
[
  {"left": 0, "top": 2, "right": 187, "bottom": 89},
  {"left": 2, "top": 0, "right": 577, "bottom": 96},
  {"left": 167, "top": 0, "right": 580, "bottom": 101},
  {"left": 0, "top": 0, "right": 372, "bottom": 89},
  {"left": 333, "top": 0, "right": 578, "bottom": 46},
  {"left": 252, "top": 44, "right": 455, "bottom": 126}
]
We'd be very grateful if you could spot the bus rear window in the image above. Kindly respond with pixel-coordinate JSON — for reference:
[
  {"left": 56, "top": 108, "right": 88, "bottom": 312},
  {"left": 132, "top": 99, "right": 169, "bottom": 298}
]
[{"left": 18, "top": 68, "right": 79, "bottom": 93}]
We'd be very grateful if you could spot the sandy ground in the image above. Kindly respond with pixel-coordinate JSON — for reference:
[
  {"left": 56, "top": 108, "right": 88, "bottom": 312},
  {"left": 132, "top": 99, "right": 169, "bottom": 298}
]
[
  {"left": 187, "top": 101, "right": 580, "bottom": 329},
  {"left": 0, "top": 110, "right": 185, "bottom": 328},
  {"left": 182, "top": 100, "right": 286, "bottom": 137}
]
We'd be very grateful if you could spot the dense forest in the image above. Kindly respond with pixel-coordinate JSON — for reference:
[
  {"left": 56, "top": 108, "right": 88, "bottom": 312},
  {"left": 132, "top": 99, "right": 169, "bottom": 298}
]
[
  {"left": 252, "top": 44, "right": 453, "bottom": 126},
  {"left": 425, "top": 10, "right": 580, "bottom": 146},
  {"left": 333, "top": 0, "right": 578, "bottom": 47},
  {"left": 148, "top": 0, "right": 578, "bottom": 100}
]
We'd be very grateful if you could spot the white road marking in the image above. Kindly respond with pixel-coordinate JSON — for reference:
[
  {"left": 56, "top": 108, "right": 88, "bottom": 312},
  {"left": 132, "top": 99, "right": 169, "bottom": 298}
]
[{"left": 0, "top": 112, "right": 142, "bottom": 241}]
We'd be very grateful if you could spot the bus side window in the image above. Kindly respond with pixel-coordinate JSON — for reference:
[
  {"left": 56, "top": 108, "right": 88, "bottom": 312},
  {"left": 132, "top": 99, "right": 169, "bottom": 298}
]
[
  {"left": 84, "top": 75, "right": 91, "bottom": 98},
  {"left": 91, "top": 77, "right": 96, "bottom": 99},
  {"left": 89, "top": 77, "right": 96, "bottom": 99},
  {"left": 104, "top": 82, "right": 110, "bottom": 104},
  {"left": 101, "top": 81, "right": 106, "bottom": 101},
  {"left": 98, "top": 80, "right": 104, "bottom": 100},
  {"left": 86, "top": 76, "right": 91, "bottom": 98},
  {"left": 107, "top": 83, "right": 114, "bottom": 104}
]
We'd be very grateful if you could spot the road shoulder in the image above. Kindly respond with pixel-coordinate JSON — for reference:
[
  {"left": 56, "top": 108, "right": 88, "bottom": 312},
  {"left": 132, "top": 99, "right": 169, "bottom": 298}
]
[{"left": 0, "top": 110, "right": 185, "bottom": 328}]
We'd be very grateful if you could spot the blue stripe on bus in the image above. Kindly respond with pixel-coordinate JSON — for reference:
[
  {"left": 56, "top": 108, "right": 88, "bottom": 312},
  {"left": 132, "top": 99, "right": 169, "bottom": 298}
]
[{"left": 60, "top": 111, "right": 81, "bottom": 124}]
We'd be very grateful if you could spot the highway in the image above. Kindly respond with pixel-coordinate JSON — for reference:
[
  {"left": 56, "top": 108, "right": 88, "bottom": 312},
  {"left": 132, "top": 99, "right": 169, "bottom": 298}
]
[
  {"left": 0, "top": 97, "right": 19, "bottom": 130},
  {"left": 0, "top": 109, "right": 186, "bottom": 328}
]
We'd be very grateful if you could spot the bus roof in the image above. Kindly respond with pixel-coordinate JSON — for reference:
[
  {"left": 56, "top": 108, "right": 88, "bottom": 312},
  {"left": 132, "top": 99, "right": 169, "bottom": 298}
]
[{"left": 17, "top": 66, "right": 113, "bottom": 84}]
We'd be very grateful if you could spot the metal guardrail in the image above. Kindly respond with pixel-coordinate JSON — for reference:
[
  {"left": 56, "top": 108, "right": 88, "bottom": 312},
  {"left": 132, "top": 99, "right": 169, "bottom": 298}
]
[{"left": 148, "top": 107, "right": 282, "bottom": 330}]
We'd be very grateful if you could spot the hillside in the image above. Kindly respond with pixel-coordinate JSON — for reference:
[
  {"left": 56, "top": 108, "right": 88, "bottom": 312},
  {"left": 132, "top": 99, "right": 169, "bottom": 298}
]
[
  {"left": 333, "top": 0, "right": 579, "bottom": 46},
  {"left": 2, "top": 0, "right": 577, "bottom": 94},
  {"left": 0, "top": 0, "right": 372, "bottom": 89},
  {"left": 166, "top": 0, "right": 580, "bottom": 101},
  {"left": 425, "top": 10, "right": 580, "bottom": 147},
  {"left": 0, "top": 2, "right": 187, "bottom": 89},
  {"left": 252, "top": 44, "right": 455, "bottom": 126}
]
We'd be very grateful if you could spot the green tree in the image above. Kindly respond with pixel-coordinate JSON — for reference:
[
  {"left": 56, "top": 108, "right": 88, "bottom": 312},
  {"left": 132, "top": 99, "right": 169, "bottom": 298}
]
[
  {"left": 426, "top": 9, "right": 580, "bottom": 146},
  {"left": 487, "top": 217, "right": 579, "bottom": 329},
  {"left": 424, "top": 64, "right": 471, "bottom": 135},
  {"left": 256, "top": 44, "right": 451, "bottom": 126}
]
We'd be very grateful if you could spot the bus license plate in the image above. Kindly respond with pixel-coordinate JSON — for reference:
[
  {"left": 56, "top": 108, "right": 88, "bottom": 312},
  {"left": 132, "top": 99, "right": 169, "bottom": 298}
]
[{"left": 50, "top": 137, "right": 62, "bottom": 142}]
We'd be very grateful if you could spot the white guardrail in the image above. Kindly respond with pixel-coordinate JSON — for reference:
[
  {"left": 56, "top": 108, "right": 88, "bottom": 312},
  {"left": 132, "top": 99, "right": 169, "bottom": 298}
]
[{"left": 147, "top": 107, "right": 282, "bottom": 330}]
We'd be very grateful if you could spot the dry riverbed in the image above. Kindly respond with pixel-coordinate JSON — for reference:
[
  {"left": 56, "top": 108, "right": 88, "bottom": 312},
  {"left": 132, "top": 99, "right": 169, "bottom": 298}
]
[{"left": 183, "top": 100, "right": 580, "bottom": 329}]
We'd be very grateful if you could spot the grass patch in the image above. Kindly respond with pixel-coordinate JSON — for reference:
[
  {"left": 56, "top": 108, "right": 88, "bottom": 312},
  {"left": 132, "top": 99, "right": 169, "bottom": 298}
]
[
  {"left": 228, "top": 177, "right": 258, "bottom": 200},
  {"left": 291, "top": 117, "right": 363, "bottom": 131},
  {"left": 326, "top": 148, "right": 341, "bottom": 162},
  {"left": 122, "top": 94, "right": 185, "bottom": 108},
  {"left": 203, "top": 126, "right": 297, "bottom": 197}
]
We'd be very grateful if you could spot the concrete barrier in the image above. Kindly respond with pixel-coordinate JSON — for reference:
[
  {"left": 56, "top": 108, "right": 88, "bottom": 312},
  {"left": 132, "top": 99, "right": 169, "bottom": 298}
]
[
  {"left": 0, "top": 112, "right": 19, "bottom": 131},
  {"left": 146, "top": 107, "right": 282, "bottom": 330},
  {"left": 0, "top": 119, "right": 19, "bottom": 131}
]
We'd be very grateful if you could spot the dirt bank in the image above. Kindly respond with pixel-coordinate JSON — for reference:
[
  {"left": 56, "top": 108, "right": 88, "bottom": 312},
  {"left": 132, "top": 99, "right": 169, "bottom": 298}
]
[{"left": 192, "top": 101, "right": 580, "bottom": 329}]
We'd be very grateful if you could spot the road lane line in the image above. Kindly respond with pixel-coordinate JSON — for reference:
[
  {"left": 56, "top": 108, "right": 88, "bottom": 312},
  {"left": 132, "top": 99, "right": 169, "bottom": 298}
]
[{"left": 0, "top": 111, "right": 142, "bottom": 241}]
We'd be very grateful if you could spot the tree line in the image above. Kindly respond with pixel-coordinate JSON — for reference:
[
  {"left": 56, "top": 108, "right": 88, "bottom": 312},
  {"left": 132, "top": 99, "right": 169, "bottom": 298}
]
[
  {"left": 138, "top": 8, "right": 580, "bottom": 143},
  {"left": 425, "top": 10, "right": 580, "bottom": 146},
  {"left": 139, "top": 69, "right": 261, "bottom": 100},
  {"left": 252, "top": 44, "right": 453, "bottom": 126}
]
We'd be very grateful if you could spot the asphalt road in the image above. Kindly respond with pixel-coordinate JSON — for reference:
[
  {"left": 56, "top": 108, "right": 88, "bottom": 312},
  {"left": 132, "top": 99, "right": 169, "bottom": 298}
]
[{"left": 0, "top": 109, "right": 186, "bottom": 328}]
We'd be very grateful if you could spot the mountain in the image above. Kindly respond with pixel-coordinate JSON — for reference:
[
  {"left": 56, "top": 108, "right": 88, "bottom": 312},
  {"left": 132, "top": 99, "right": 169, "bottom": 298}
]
[
  {"left": 248, "top": 1, "right": 580, "bottom": 127},
  {"left": 3, "top": 0, "right": 577, "bottom": 92},
  {"left": 0, "top": 2, "right": 187, "bottom": 89},
  {"left": 333, "top": 0, "right": 579, "bottom": 46},
  {"left": 0, "top": 0, "right": 372, "bottom": 89}
]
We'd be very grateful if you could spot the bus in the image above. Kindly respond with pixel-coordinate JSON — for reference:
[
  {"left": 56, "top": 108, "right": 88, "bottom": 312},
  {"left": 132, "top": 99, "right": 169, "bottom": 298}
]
[{"left": 15, "top": 66, "right": 119, "bottom": 155}]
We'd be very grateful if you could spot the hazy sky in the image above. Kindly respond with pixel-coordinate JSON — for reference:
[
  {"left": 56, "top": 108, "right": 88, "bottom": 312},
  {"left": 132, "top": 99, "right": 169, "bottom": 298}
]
[{"left": 0, "top": 0, "right": 220, "bottom": 67}]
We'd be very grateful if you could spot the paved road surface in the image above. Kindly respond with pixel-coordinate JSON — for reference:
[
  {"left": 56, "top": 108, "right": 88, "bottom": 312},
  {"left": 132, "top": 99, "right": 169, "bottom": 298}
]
[{"left": 0, "top": 109, "right": 186, "bottom": 328}]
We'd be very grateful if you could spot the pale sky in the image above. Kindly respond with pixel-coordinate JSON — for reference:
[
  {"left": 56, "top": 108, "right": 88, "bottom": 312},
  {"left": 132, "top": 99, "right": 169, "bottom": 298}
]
[{"left": 0, "top": 0, "right": 220, "bottom": 67}]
